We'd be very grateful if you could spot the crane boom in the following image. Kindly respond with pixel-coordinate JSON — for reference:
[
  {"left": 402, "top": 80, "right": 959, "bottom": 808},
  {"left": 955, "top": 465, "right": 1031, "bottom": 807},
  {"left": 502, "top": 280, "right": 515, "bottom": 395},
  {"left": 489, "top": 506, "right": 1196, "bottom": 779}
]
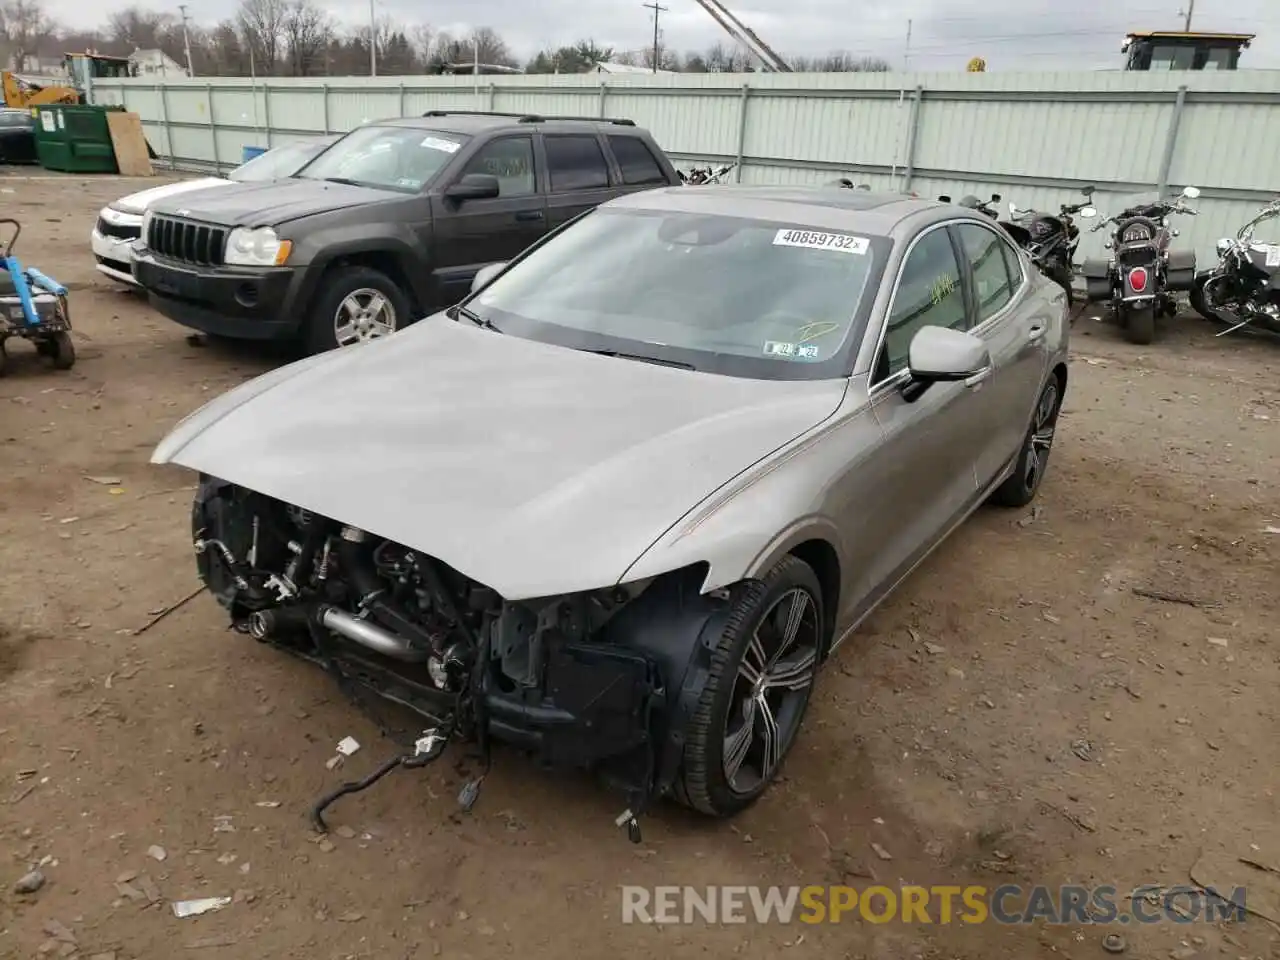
[{"left": 691, "top": 0, "right": 792, "bottom": 72}]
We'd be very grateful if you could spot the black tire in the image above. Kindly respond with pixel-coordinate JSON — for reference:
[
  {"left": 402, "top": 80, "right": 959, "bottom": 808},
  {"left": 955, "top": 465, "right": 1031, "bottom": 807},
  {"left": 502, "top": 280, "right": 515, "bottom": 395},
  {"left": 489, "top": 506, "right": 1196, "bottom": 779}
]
[
  {"left": 302, "top": 265, "right": 411, "bottom": 356},
  {"left": 1189, "top": 273, "right": 1221, "bottom": 322},
  {"left": 1123, "top": 305, "right": 1155, "bottom": 344},
  {"left": 990, "top": 373, "right": 1063, "bottom": 509},
  {"left": 676, "top": 555, "right": 825, "bottom": 818},
  {"left": 42, "top": 332, "right": 75, "bottom": 369}
]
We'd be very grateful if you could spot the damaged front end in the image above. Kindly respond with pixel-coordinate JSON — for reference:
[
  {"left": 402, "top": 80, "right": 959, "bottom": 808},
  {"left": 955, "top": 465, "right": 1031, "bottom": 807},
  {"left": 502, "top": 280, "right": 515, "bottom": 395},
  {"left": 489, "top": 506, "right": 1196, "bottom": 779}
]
[{"left": 191, "top": 476, "right": 731, "bottom": 835}]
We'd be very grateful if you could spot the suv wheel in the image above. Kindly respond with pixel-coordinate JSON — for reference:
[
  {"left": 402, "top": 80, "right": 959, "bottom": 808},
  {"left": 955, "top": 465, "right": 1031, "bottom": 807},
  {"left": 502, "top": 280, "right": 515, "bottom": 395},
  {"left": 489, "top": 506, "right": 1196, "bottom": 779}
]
[{"left": 305, "top": 266, "right": 411, "bottom": 355}]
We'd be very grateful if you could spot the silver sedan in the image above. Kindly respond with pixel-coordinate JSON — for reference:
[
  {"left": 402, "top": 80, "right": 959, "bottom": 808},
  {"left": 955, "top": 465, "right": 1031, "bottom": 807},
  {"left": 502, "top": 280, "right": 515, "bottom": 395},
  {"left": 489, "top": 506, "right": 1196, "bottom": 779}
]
[{"left": 153, "top": 185, "right": 1070, "bottom": 822}]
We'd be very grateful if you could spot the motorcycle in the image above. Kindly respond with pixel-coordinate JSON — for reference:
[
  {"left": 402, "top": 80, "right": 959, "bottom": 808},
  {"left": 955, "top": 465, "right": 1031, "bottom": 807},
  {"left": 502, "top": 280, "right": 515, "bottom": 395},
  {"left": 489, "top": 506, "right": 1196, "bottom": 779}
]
[
  {"left": 1080, "top": 186, "right": 1200, "bottom": 345},
  {"left": 998, "top": 186, "right": 1098, "bottom": 304},
  {"left": 679, "top": 162, "right": 737, "bottom": 185},
  {"left": 1189, "top": 197, "right": 1280, "bottom": 337},
  {"left": 938, "top": 193, "right": 1001, "bottom": 219}
]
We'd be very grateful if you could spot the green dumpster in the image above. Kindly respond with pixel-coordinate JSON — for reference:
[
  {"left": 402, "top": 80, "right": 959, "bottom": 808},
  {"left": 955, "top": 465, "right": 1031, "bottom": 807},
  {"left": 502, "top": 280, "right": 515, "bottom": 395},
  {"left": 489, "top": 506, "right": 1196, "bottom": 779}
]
[{"left": 31, "top": 104, "right": 125, "bottom": 174}]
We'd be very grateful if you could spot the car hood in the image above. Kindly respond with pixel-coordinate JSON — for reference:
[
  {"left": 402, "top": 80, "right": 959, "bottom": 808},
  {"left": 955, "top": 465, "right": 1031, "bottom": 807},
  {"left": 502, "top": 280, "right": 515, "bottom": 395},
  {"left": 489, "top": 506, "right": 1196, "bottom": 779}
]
[
  {"left": 109, "top": 177, "right": 229, "bottom": 215},
  {"left": 152, "top": 317, "right": 847, "bottom": 600},
  {"left": 146, "top": 177, "right": 400, "bottom": 227}
]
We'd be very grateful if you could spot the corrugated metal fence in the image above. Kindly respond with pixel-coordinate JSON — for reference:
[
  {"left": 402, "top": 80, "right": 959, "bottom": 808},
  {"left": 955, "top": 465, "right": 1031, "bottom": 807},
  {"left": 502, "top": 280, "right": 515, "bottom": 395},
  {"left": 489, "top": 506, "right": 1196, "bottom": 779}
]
[{"left": 90, "top": 71, "right": 1280, "bottom": 265}]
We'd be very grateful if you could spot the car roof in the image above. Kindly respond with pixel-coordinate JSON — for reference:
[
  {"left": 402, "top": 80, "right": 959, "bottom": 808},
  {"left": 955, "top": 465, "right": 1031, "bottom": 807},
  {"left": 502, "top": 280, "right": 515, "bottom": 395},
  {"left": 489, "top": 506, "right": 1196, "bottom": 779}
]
[
  {"left": 375, "top": 113, "right": 639, "bottom": 137},
  {"left": 603, "top": 186, "right": 954, "bottom": 238}
]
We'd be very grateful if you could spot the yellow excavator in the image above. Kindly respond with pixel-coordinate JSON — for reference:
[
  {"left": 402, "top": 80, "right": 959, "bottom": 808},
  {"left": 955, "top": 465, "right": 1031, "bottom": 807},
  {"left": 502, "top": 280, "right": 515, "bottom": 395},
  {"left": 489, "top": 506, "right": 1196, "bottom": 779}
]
[{"left": 2, "top": 52, "right": 135, "bottom": 109}]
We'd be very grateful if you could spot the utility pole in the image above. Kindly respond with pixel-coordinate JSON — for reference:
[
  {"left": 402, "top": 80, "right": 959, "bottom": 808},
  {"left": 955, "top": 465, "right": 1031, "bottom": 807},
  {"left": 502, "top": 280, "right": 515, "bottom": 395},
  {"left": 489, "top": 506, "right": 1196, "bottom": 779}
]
[
  {"left": 1181, "top": 0, "right": 1195, "bottom": 31},
  {"left": 369, "top": 0, "right": 377, "bottom": 76},
  {"left": 178, "top": 3, "right": 195, "bottom": 76},
  {"left": 642, "top": 1, "right": 668, "bottom": 73}
]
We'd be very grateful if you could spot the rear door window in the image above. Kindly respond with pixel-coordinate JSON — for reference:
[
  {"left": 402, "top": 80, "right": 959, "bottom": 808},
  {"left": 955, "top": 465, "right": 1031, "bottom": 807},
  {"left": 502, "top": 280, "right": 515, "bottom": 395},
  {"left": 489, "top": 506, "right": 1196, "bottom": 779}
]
[
  {"left": 544, "top": 135, "right": 611, "bottom": 192},
  {"left": 607, "top": 135, "right": 666, "bottom": 186},
  {"left": 954, "top": 223, "right": 1017, "bottom": 324}
]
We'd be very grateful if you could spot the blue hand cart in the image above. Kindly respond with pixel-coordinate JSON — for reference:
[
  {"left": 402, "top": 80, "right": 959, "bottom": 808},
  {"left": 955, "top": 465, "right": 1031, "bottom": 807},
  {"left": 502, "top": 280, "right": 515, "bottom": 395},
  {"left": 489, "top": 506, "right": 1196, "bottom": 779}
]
[{"left": 0, "top": 218, "right": 75, "bottom": 374}]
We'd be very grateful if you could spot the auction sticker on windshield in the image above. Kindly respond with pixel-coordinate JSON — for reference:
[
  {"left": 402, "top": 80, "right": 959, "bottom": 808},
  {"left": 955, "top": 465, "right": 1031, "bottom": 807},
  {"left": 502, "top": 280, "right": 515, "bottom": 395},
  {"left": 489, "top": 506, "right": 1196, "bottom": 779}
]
[
  {"left": 764, "top": 341, "right": 821, "bottom": 360},
  {"left": 421, "top": 136, "right": 461, "bottom": 153},
  {"left": 773, "top": 229, "right": 869, "bottom": 255}
]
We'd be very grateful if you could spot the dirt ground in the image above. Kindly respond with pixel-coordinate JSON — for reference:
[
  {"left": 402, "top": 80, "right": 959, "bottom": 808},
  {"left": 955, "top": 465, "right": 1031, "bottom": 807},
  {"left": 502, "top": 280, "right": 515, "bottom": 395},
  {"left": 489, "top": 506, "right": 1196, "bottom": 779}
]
[{"left": 1, "top": 172, "right": 1278, "bottom": 960}]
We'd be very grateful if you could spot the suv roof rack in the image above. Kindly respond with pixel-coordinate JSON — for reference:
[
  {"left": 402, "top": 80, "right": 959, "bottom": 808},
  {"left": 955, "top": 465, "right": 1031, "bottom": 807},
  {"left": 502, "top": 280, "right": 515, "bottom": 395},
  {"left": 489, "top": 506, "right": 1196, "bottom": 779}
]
[{"left": 421, "top": 109, "right": 636, "bottom": 127}]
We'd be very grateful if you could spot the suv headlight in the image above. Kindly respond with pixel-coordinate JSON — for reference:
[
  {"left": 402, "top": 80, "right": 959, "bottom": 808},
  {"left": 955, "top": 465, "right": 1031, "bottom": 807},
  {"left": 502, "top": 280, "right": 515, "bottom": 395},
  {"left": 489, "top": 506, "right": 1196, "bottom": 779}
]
[{"left": 225, "top": 226, "right": 292, "bottom": 267}]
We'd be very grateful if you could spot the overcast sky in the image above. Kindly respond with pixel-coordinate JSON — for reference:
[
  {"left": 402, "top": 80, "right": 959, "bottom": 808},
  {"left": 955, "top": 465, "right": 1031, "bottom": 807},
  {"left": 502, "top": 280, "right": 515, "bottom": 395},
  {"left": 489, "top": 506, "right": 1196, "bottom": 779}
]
[{"left": 43, "top": 0, "right": 1280, "bottom": 69}]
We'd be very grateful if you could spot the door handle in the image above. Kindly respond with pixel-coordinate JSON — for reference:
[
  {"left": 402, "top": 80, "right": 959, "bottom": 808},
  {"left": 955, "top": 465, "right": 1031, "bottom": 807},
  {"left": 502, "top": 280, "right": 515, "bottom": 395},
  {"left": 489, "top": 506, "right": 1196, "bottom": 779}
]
[
  {"left": 1027, "top": 324, "right": 1046, "bottom": 342},
  {"left": 515, "top": 210, "right": 545, "bottom": 222},
  {"left": 964, "top": 365, "right": 993, "bottom": 389}
]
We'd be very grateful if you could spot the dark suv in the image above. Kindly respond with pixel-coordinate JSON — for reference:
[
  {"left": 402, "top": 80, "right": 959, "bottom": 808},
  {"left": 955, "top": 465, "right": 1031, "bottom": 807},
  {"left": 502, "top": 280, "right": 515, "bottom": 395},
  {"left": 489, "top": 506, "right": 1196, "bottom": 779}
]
[{"left": 132, "top": 111, "right": 682, "bottom": 354}]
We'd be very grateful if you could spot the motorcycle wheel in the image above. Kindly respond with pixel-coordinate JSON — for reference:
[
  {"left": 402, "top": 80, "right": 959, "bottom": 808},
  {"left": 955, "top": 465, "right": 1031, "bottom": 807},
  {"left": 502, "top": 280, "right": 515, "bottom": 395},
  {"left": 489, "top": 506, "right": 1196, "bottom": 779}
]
[
  {"left": 1123, "top": 305, "right": 1156, "bottom": 345},
  {"left": 1189, "top": 273, "right": 1223, "bottom": 323}
]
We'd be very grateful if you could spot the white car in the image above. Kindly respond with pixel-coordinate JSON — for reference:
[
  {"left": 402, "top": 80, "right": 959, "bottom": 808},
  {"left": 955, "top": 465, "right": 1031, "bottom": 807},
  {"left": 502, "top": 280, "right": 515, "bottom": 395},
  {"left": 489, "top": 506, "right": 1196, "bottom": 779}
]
[{"left": 91, "top": 136, "right": 339, "bottom": 287}]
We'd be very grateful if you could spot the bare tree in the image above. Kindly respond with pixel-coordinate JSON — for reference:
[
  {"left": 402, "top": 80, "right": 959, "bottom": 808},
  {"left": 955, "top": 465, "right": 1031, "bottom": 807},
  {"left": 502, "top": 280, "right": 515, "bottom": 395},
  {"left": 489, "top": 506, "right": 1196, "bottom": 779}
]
[
  {"left": 792, "top": 51, "right": 890, "bottom": 72},
  {"left": 409, "top": 23, "right": 435, "bottom": 66},
  {"left": 1, "top": 0, "right": 54, "bottom": 71},
  {"left": 106, "top": 6, "right": 172, "bottom": 49},
  {"left": 238, "top": 0, "right": 288, "bottom": 74},
  {"left": 466, "top": 26, "right": 516, "bottom": 67},
  {"left": 282, "top": 0, "right": 331, "bottom": 76},
  {"left": 701, "top": 41, "right": 751, "bottom": 72}
]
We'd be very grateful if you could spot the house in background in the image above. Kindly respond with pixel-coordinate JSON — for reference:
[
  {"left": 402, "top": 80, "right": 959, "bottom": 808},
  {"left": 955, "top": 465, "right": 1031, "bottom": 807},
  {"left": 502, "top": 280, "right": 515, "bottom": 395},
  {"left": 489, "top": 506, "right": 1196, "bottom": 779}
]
[
  {"left": 586, "top": 60, "right": 678, "bottom": 75},
  {"left": 129, "top": 48, "right": 187, "bottom": 77},
  {"left": 3, "top": 54, "right": 68, "bottom": 77}
]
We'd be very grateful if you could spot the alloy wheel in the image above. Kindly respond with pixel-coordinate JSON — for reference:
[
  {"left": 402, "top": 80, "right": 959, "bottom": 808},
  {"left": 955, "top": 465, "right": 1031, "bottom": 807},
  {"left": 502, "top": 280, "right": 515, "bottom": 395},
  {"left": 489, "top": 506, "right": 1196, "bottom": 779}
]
[
  {"left": 333, "top": 288, "right": 397, "bottom": 346},
  {"left": 1023, "top": 381, "right": 1059, "bottom": 492},
  {"left": 722, "top": 587, "right": 820, "bottom": 794}
]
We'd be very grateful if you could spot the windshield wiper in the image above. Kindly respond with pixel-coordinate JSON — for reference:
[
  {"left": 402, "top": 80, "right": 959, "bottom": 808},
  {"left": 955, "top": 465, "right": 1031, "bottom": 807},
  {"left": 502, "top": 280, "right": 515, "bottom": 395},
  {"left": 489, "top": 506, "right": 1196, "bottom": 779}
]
[
  {"left": 321, "top": 176, "right": 363, "bottom": 187},
  {"left": 455, "top": 304, "right": 501, "bottom": 332},
  {"left": 587, "top": 349, "right": 695, "bottom": 371}
]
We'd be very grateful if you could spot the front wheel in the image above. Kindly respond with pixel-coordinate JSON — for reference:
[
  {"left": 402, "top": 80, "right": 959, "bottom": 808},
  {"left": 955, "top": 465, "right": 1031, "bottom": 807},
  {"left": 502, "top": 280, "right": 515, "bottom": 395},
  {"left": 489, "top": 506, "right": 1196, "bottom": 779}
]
[
  {"left": 676, "top": 556, "right": 825, "bottom": 818},
  {"left": 1189, "top": 272, "right": 1226, "bottom": 322},
  {"left": 303, "top": 266, "right": 411, "bottom": 356},
  {"left": 1122, "top": 304, "right": 1155, "bottom": 344}
]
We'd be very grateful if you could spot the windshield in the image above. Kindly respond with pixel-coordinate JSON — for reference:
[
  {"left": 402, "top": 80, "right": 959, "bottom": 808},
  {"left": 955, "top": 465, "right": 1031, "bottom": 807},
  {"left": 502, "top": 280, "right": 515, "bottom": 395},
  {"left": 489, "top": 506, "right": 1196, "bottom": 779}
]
[
  {"left": 465, "top": 207, "right": 890, "bottom": 380},
  {"left": 229, "top": 138, "right": 333, "bottom": 182},
  {"left": 294, "top": 125, "right": 468, "bottom": 193}
]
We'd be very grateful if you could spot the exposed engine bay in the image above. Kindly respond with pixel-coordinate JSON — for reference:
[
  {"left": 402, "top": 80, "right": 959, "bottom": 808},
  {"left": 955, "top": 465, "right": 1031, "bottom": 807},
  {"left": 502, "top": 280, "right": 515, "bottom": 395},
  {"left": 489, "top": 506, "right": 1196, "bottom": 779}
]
[{"left": 190, "top": 475, "right": 727, "bottom": 837}]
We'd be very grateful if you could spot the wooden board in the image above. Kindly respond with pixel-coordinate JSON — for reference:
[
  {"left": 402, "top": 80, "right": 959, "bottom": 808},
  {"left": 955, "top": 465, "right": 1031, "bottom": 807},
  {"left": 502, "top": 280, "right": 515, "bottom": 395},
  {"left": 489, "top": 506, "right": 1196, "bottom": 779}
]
[{"left": 106, "top": 111, "right": 153, "bottom": 177}]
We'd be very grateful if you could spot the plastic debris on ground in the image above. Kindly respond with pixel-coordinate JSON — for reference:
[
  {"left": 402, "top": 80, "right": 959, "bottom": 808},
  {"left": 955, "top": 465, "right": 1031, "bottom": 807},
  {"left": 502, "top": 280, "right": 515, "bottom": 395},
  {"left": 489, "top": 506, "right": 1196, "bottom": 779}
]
[{"left": 172, "top": 896, "right": 232, "bottom": 918}]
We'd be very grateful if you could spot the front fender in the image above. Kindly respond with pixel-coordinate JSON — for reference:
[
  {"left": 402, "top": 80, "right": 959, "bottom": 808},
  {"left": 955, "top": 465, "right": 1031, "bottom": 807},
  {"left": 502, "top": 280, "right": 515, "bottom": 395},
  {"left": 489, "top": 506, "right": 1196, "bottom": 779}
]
[
  {"left": 287, "top": 222, "right": 434, "bottom": 310},
  {"left": 620, "top": 388, "right": 876, "bottom": 607}
]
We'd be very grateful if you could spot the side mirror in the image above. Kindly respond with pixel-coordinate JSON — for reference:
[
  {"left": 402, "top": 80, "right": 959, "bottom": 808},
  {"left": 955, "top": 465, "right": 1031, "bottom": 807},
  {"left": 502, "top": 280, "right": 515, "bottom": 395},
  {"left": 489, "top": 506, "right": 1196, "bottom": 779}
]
[
  {"left": 1079, "top": 206, "right": 1097, "bottom": 219},
  {"left": 445, "top": 173, "right": 500, "bottom": 203},
  {"left": 1181, "top": 186, "right": 1201, "bottom": 200},
  {"left": 991, "top": 193, "right": 1001, "bottom": 203},
  {"left": 470, "top": 261, "right": 507, "bottom": 293},
  {"left": 903, "top": 326, "right": 991, "bottom": 400},
  {"left": 938, "top": 195, "right": 952, "bottom": 203},
  {"left": 1008, "top": 201, "right": 1019, "bottom": 215},
  {"left": 1082, "top": 185, "right": 1096, "bottom": 198}
]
